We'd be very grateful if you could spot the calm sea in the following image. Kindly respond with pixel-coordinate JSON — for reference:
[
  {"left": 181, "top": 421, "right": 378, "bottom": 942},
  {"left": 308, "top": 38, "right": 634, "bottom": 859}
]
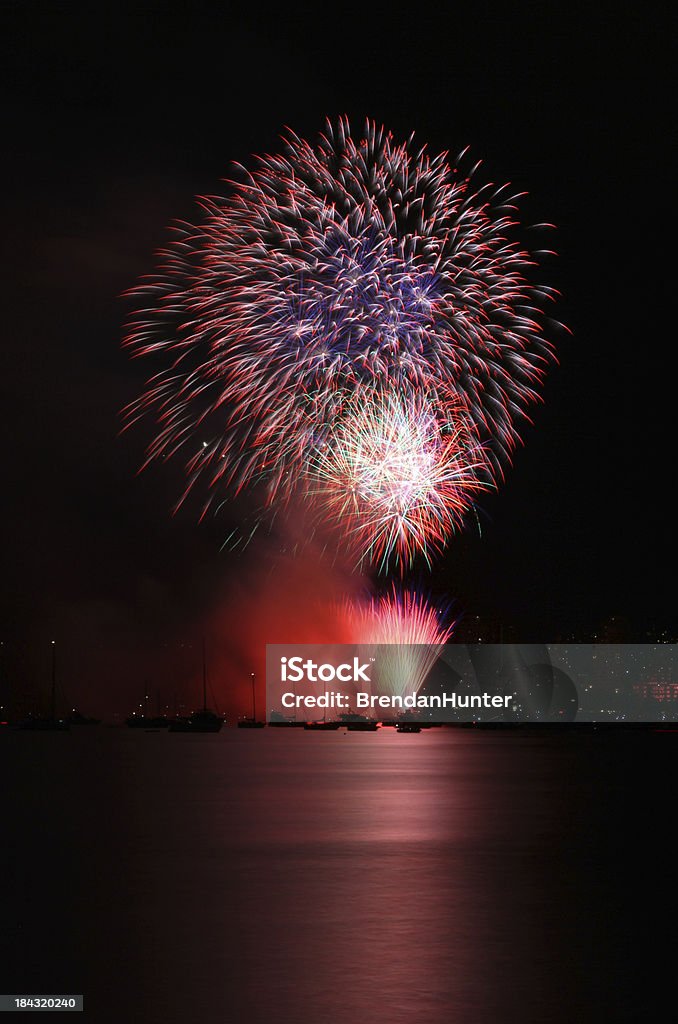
[{"left": 0, "top": 727, "right": 669, "bottom": 1022}]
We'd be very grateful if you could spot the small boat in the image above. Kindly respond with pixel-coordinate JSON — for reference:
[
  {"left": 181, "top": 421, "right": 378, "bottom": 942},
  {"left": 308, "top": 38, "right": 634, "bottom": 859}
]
[
  {"left": 237, "top": 672, "right": 265, "bottom": 727},
  {"left": 126, "top": 712, "right": 169, "bottom": 728},
  {"left": 396, "top": 722, "right": 421, "bottom": 733},
  {"left": 168, "top": 640, "right": 224, "bottom": 733},
  {"left": 169, "top": 709, "right": 223, "bottom": 733},
  {"left": 340, "top": 712, "right": 378, "bottom": 732},
  {"left": 17, "top": 645, "right": 69, "bottom": 730},
  {"left": 303, "top": 720, "right": 341, "bottom": 731},
  {"left": 126, "top": 714, "right": 170, "bottom": 729}
]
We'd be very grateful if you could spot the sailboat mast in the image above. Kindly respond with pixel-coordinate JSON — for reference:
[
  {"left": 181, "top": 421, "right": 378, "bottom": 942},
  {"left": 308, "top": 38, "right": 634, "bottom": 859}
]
[
  {"left": 51, "top": 641, "right": 56, "bottom": 721},
  {"left": 202, "top": 638, "right": 207, "bottom": 712}
]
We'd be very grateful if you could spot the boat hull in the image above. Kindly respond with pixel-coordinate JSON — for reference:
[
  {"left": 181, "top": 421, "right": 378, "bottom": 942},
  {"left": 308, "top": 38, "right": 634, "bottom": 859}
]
[{"left": 169, "top": 712, "right": 224, "bottom": 733}]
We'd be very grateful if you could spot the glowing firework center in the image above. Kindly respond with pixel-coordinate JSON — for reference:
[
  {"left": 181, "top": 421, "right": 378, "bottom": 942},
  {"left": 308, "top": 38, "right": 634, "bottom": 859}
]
[{"left": 310, "top": 391, "right": 484, "bottom": 571}]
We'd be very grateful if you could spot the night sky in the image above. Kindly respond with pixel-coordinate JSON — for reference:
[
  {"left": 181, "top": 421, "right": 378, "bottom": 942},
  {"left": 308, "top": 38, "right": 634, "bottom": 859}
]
[{"left": 2, "top": 3, "right": 674, "bottom": 716}]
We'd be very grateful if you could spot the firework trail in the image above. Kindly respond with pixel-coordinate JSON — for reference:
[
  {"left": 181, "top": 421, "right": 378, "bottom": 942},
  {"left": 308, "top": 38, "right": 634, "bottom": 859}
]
[
  {"left": 309, "top": 388, "right": 486, "bottom": 572},
  {"left": 124, "top": 118, "right": 560, "bottom": 568},
  {"left": 347, "top": 587, "right": 453, "bottom": 700}
]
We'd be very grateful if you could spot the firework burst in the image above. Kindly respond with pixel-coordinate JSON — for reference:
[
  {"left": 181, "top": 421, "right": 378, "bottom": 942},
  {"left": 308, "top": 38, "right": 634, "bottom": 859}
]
[
  {"left": 124, "top": 117, "right": 560, "bottom": 567},
  {"left": 309, "top": 388, "right": 486, "bottom": 572},
  {"left": 347, "top": 587, "right": 453, "bottom": 700}
]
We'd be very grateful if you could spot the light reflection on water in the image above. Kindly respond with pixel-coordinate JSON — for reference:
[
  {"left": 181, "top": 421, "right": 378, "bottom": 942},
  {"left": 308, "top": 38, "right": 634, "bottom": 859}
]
[{"left": 1, "top": 728, "right": 655, "bottom": 1022}]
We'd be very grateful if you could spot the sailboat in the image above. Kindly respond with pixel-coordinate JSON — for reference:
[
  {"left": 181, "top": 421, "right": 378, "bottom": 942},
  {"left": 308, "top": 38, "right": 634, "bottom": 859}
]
[
  {"left": 18, "top": 643, "right": 69, "bottom": 731},
  {"left": 169, "top": 640, "right": 224, "bottom": 733},
  {"left": 237, "top": 672, "right": 265, "bottom": 728}
]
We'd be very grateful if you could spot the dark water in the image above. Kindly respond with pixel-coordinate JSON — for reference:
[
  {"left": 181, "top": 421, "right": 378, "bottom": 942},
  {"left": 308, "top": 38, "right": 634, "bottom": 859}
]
[{"left": 1, "top": 728, "right": 670, "bottom": 1022}]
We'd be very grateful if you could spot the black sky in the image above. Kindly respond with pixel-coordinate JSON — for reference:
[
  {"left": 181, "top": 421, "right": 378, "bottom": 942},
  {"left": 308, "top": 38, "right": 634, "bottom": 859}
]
[{"left": 1, "top": 2, "right": 675, "bottom": 711}]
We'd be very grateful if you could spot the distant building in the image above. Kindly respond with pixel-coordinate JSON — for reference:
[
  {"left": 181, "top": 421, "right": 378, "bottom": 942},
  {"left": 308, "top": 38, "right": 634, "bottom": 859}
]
[{"left": 633, "top": 680, "right": 678, "bottom": 704}]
